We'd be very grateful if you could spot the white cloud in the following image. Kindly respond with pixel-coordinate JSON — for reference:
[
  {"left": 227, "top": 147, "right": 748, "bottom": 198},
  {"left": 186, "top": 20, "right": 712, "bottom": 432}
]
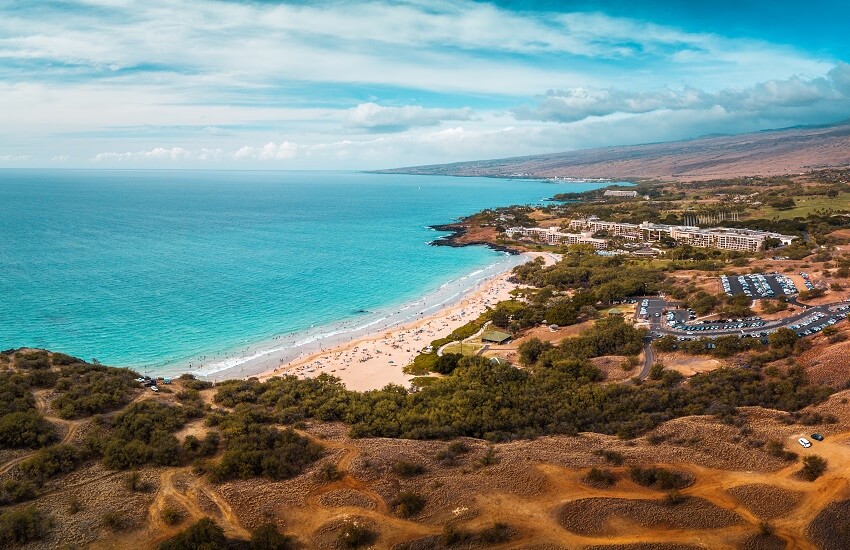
[
  {"left": 513, "top": 68, "right": 850, "bottom": 123},
  {"left": 51, "top": 154, "right": 70, "bottom": 161},
  {"left": 233, "top": 142, "right": 298, "bottom": 161},
  {"left": 92, "top": 147, "right": 222, "bottom": 161},
  {"left": 0, "top": 154, "right": 33, "bottom": 162},
  {"left": 346, "top": 103, "right": 476, "bottom": 132}
]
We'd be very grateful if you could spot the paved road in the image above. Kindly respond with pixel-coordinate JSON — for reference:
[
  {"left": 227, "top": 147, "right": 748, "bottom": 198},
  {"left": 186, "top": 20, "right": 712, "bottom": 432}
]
[{"left": 638, "top": 337, "right": 656, "bottom": 380}]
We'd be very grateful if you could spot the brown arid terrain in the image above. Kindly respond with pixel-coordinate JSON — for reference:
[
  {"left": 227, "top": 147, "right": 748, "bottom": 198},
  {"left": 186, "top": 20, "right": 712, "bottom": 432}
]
[
  {"left": 3, "top": 350, "right": 850, "bottom": 549},
  {"left": 377, "top": 120, "right": 850, "bottom": 182}
]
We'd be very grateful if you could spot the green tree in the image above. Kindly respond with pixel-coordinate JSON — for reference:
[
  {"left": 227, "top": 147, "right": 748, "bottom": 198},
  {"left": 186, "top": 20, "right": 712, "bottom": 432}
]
[
  {"left": 251, "top": 523, "right": 296, "bottom": 550},
  {"left": 159, "top": 518, "right": 228, "bottom": 550}
]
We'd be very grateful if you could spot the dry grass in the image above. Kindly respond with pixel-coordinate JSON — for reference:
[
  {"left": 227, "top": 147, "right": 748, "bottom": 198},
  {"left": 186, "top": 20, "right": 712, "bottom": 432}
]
[
  {"left": 556, "top": 496, "right": 744, "bottom": 536},
  {"left": 727, "top": 484, "right": 803, "bottom": 519}
]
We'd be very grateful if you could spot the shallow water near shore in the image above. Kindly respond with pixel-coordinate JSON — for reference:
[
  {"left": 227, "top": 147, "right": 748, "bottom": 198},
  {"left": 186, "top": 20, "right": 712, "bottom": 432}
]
[{"left": 0, "top": 169, "right": 611, "bottom": 372}]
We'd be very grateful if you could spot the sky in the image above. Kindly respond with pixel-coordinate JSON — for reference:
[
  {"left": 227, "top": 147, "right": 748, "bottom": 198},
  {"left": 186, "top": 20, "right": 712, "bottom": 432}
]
[{"left": 1, "top": 0, "right": 849, "bottom": 169}]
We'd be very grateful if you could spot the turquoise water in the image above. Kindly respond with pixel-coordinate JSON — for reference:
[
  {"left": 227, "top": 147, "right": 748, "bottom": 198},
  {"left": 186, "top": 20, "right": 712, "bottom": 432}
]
[{"left": 0, "top": 170, "right": 609, "bottom": 369}]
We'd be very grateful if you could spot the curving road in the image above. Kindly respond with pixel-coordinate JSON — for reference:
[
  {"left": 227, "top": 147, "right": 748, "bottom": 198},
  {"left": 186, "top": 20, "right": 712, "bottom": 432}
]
[{"left": 638, "top": 337, "right": 656, "bottom": 380}]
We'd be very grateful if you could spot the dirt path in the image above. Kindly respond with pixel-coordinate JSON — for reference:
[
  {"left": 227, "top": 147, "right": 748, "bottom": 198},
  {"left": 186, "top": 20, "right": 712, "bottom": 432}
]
[
  {"left": 445, "top": 433, "right": 850, "bottom": 549},
  {"left": 146, "top": 467, "right": 250, "bottom": 544},
  {"left": 300, "top": 431, "right": 389, "bottom": 515},
  {"left": 0, "top": 390, "right": 83, "bottom": 475}
]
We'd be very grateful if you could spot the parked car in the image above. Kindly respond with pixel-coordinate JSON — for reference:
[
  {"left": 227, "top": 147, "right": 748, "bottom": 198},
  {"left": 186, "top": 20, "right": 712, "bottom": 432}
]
[
  {"left": 798, "top": 437, "right": 812, "bottom": 448},
  {"left": 811, "top": 433, "right": 824, "bottom": 441}
]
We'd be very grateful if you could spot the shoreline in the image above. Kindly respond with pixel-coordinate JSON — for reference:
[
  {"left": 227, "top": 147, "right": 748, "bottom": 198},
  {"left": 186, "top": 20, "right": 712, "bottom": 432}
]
[
  {"left": 159, "top": 252, "right": 537, "bottom": 384},
  {"left": 253, "top": 251, "right": 557, "bottom": 391}
]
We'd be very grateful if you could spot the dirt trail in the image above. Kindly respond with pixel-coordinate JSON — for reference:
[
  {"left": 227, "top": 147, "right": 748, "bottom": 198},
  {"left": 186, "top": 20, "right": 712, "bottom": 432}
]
[
  {"left": 300, "top": 431, "right": 389, "bottom": 515},
  {"left": 19, "top": 411, "right": 850, "bottom": 549},
  {"left": 146, "top": 467, "right": 250, "bottom": 544},
  {"left": 0, "top": 390, "right": 83, "bottom": 476},
  {"left": 451, "top": 432, "right": 850, "bottom": 549}
]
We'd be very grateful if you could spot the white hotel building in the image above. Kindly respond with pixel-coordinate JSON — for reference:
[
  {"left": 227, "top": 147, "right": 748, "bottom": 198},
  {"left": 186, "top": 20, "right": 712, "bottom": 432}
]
[
  {"left": 505, "top": 226, "right": 608, "bottom": 250},
  {"left": 566, "top": 216, "right": 795, "bottom": 252}
]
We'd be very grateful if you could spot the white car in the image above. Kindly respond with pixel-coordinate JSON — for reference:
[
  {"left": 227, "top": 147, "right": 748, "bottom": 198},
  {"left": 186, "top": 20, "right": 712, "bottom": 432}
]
[{"left": 798, "top": 437, "right": 812, "bottom": 448}]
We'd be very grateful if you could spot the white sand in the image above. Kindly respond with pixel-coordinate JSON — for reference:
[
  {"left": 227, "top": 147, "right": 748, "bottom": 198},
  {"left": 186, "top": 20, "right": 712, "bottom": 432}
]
[{"left": 257, "top": 252, "right": 558, "bottom": 391}]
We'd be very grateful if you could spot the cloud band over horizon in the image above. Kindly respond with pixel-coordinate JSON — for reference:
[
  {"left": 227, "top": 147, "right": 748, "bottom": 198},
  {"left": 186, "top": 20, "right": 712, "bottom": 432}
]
[{"left": 1, "top": 0, "right": 848, "bottom": 169}]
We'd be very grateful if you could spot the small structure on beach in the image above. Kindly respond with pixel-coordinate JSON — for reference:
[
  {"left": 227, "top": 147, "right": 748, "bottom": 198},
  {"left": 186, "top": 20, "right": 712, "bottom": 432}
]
[{"left": 481, "top": 330, "right": 512, "bottom": 344}]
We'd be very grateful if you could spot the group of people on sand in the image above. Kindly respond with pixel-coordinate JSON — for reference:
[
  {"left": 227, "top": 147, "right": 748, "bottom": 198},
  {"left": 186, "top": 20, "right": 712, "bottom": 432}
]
[{"left": 261, "top": 274, "right": 516, "bottom": 387}]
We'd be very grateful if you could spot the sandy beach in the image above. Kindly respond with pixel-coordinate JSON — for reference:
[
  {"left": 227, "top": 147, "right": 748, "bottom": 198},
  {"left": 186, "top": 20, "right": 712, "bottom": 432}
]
[{"left": 254, "top": 252, "right": 558, "bottom": 391}]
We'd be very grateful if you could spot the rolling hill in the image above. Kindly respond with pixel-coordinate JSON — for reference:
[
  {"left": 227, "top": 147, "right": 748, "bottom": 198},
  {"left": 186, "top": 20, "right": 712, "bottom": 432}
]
[{"left": 378, "top": 120, "right": 850, "bottom": 181}]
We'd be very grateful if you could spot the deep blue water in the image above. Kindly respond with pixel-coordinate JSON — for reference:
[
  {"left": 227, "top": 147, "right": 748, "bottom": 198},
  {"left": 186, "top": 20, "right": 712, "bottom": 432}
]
[{"left": 0, "top": 170, "right": 609, "bottom": 368}]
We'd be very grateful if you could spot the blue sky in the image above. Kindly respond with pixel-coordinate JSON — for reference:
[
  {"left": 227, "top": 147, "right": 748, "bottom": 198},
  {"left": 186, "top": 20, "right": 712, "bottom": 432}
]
[{"left": 1, "top": 0, "right": 849, "bottom": 169}]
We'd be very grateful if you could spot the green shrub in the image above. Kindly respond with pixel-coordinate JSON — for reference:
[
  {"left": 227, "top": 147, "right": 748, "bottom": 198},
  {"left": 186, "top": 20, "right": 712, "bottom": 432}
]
[
  {"left": 433, "top": 353, "right": 463, "bottom": 375},
  {"left": 14, "top": 350, "right": 51, "bottom": 370},
  {"left": 20, "top": 444, "right": 87, "bottom": 483},
  {"left": 209, "top": 425, "right": 323, "bottom": 482},
  {"left": 317, "top": 462, "right": 342, "bottom": 482},
  {"left": 0, "top": 506, "right": 51, "bottom": 545},
  {"left": 0, "top": 478, "right": 38, "bottom": 505},
  {"left": 629, "top": 466, "right": 691, "bottom": 490},
  {"left": 799, "top": 455, "right": 827, "bottom": 481},
  {"left": 391, "top": 491, "right": 425, "bottom": 518},
  {"left": 51, "top": 364, "right": 139, "bottom": 419},
  {"left": 178, "top": 374, "right": 213, "bottom": 391},
  {"left": 594, "top": 449, "right": 625, "bottom": 465},
  {"left": 583, "top": 467, "right": 617, "bottom": 486},
  {"left": 0, "top": 410, "right": 57, "bottom": 449},
  {"left": 97, "top": 401, "right": 192, "bottom": 470},
  {"left": 159, "top": 518, "right": 229, "bottom": 550},
  {"left": 765, "top": 440, "right": 798, "bottom": 461},
  {"left": 664, "top": 490, "right": 686, "bottom": 505},
  {"left": 160, "top": 506, "right": 183, "bottom": 526},
  {"left": 67, "top": 496, "right": 83, "bottom": 514},
  {"left": 102, "top": 510, "right": 128, "bottom": 531},
  {"left": 391, "top": 460, "right": 425, "bottom": 478},
  {"left": 337, "top": 520, "right": 377, "bottom": 548},
  {"left": 250, "top": 523, "right": 296, "bottom": 550},
  {"left": 122, "top": 471, "right": 150, "bottom": 492}
]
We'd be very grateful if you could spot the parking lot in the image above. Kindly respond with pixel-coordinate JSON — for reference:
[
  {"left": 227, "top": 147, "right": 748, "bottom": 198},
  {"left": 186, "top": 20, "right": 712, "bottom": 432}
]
[
  {"left": 790, "top": 306, "right": 849, "bottom": 337},
  {"left": 721, "top": 273, "right": 797, "bottom": 298}
]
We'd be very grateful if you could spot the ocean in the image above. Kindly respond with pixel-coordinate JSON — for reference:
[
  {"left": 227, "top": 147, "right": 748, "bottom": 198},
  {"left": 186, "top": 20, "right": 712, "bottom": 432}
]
[{"left": 0, "top": 170, "right": 611, "bottom": 374}]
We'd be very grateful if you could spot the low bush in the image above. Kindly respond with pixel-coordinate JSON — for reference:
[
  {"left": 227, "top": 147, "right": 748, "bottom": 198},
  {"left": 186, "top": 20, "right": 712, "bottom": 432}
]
[
  {"left": 0, "top": 506, "right": 51, "bottom": 545},
  {"left": 51, "top": 363, "right": 139, "bottom": 419},
  {"left": 0, "top": 410, "right": 57, "bottom": 449},
  {"left": 317, "top": 462, "right": 342, "bottom": 482},
  {"left": 250, "top": 523, "right": 296, "bottom": 550},
  {"left": 178, "top": 374, "right": 213, "bottom": 391},
  {"left": 160, "top": 506, "right": 183, "bottom": 526},
  {"left": 338, "top": 520, "right": 377, "bottom": 548},
  {"left": 799, "top": 455, "right": 827, "bottom": 481},
  {"left": 159, "top": 517, "right": 229, "bottom": 550},
  {"left": 594, "top": 449, "right": 625, "bottom": 465},
  {"left": 209, "top": 423, "right": 323, "bottom": 482},
  {"left": 20, "top": 444, "right": 87, "bottom": 484},
  {"left": 0, "top": 478, "right": 38, "bottom": 505},
  {"left": 14, "top": 350, "right": 51, "bottom": 370},
  {"left": 391, "top": 491, "right": 426, "bottom": 518},
  {"left": 102, "top": 510, "right": 128, "bottom": 531},
  {"left": 392, "top": 460, "right": 425, "bottom": 478},
  {"left": 583, "top": 467, "right": 617, "bottom": 487},
  {"left": 629, "top": 466, "right": 691, "bottom": 490},
  {"left": 765, "top": 440, "right": 799, "bottom": 461}
]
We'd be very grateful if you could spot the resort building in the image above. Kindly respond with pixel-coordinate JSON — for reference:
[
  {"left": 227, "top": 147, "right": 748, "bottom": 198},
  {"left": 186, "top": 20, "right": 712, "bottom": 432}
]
[
  {"left": 603, "top": 189, "right": 638, "bottom": 198},
  {"left": 505, "top": 226, "right": 608, "bottom": 250},
  {"left": 556, "top": 216, "right": 794, "bottom": 252}
]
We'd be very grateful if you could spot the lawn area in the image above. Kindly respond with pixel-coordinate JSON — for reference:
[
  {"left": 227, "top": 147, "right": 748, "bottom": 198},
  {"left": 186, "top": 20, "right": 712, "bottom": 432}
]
[
  {"left": 749, "top": 193, "right": 850, "bottom": 220},
  {"left": 441, "top": 341, "right": 484, "bottom": 356}
]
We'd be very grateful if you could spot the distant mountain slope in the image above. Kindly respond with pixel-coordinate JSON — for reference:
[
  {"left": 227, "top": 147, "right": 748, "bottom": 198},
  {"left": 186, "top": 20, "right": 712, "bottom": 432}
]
[{"left": 378, "top": 120, "right": 850, "bottom": 181}]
